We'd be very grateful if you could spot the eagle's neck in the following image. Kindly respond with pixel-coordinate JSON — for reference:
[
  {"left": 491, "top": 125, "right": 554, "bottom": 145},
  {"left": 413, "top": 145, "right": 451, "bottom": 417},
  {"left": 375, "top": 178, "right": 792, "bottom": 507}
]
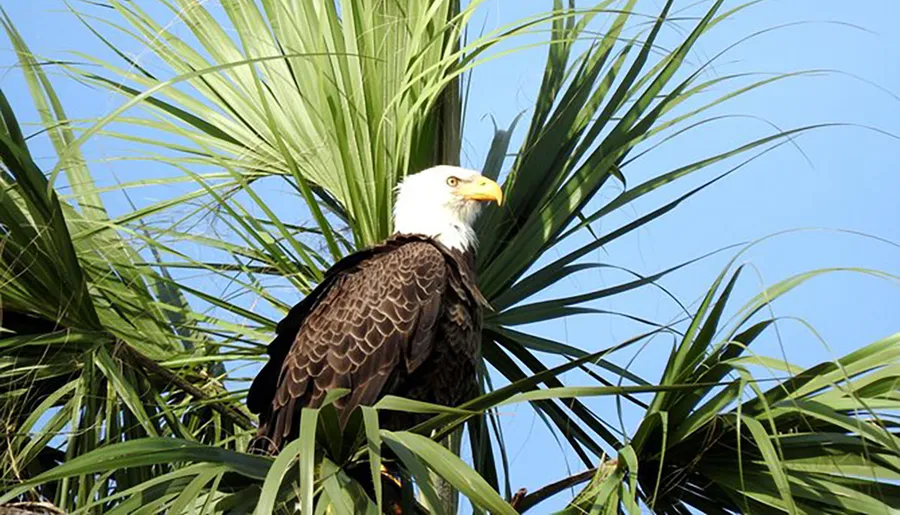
[
  {"left": 393, "top": 202, "right": 479, "bottom": 253},
  {"left": 393, "top": 221, "right": 476, "bottom": 252}
]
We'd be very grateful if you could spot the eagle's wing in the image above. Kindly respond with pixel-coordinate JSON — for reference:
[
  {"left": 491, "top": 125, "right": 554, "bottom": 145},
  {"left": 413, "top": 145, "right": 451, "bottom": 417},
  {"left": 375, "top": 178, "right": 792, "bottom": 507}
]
[{"left": 251, "top": 240, "right": 448, "bottom": 450}]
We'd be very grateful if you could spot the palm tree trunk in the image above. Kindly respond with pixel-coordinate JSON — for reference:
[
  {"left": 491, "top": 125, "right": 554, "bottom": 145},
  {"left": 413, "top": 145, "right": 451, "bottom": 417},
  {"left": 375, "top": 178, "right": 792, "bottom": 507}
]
[
  {"left": 425, "top": 1, "right": 462, "bottom": 512},
  {"left": 421, "top": 428, "right": 463, "bottom": 515}
]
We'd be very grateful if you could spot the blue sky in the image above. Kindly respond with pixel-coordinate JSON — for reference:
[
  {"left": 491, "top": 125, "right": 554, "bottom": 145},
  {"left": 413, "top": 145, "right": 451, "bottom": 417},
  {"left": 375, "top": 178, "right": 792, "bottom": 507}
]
[{"left": 2, "top": 0, "right": 899, "bottom": 511}]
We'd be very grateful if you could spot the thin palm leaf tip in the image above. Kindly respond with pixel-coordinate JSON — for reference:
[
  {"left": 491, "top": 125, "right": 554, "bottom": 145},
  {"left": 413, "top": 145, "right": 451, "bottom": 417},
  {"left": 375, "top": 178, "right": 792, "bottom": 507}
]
[{"left": 0, "top": 0, "right": 898, "bottom": 514}]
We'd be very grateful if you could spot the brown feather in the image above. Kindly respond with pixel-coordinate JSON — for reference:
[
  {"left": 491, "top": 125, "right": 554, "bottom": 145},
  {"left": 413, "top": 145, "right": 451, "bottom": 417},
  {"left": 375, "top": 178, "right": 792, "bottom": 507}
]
[{"left": 249, "top": 235, "right": 482, "bottom": 453}]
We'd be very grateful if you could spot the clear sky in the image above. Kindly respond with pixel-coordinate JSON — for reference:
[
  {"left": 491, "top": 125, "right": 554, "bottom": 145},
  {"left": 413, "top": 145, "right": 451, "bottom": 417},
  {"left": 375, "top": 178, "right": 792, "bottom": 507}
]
[{"left": 2, "top": 0, "right": 899, "bottom": 511}]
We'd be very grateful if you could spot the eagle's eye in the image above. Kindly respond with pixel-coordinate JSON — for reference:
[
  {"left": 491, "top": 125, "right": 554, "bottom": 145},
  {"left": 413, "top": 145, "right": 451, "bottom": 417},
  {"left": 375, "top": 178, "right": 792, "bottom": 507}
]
[{"left": 446, "top": 176, "right": 459, "bottom": 187}]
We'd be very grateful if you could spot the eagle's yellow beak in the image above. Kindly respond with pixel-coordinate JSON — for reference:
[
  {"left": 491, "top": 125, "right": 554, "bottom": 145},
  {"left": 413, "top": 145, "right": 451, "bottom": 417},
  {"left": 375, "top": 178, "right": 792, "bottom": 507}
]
[{"left": 458, "top": 176, "right": 503, "bottom": 206}]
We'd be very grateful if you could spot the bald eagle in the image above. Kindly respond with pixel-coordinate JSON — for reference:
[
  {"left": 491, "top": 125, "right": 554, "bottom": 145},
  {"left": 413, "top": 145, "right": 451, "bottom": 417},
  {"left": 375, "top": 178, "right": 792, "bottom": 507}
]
[{"left": 248, "top": 166, "right": 502, "bottom": 453}]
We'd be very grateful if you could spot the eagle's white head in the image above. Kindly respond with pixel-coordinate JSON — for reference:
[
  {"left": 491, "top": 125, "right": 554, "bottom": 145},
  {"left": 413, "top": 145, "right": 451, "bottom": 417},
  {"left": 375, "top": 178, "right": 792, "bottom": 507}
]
[{"left": 393, "top": 165, "right": 503, "bottom": 252}]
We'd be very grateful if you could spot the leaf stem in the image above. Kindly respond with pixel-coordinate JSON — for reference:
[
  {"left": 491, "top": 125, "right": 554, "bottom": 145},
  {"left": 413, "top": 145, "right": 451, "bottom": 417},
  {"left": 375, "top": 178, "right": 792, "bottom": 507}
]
[
  {"left": 114, "top": 341, "right": 254, "bottom": 431},
  {"left": 513, "top": 465, "right": 602, "bottom": 513}
]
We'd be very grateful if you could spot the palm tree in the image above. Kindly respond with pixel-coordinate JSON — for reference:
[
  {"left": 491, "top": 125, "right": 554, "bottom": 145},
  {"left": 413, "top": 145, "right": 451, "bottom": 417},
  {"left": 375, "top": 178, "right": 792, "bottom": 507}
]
[{"left": 1, "top": 1, "right": 898, "bottom": 513}]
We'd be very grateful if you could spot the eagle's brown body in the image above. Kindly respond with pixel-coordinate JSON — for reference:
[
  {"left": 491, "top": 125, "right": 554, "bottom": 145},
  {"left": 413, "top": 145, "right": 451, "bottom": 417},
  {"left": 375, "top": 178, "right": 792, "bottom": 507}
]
[{"left": 248, "top": 234, "right": 485, "bottom": 453}]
